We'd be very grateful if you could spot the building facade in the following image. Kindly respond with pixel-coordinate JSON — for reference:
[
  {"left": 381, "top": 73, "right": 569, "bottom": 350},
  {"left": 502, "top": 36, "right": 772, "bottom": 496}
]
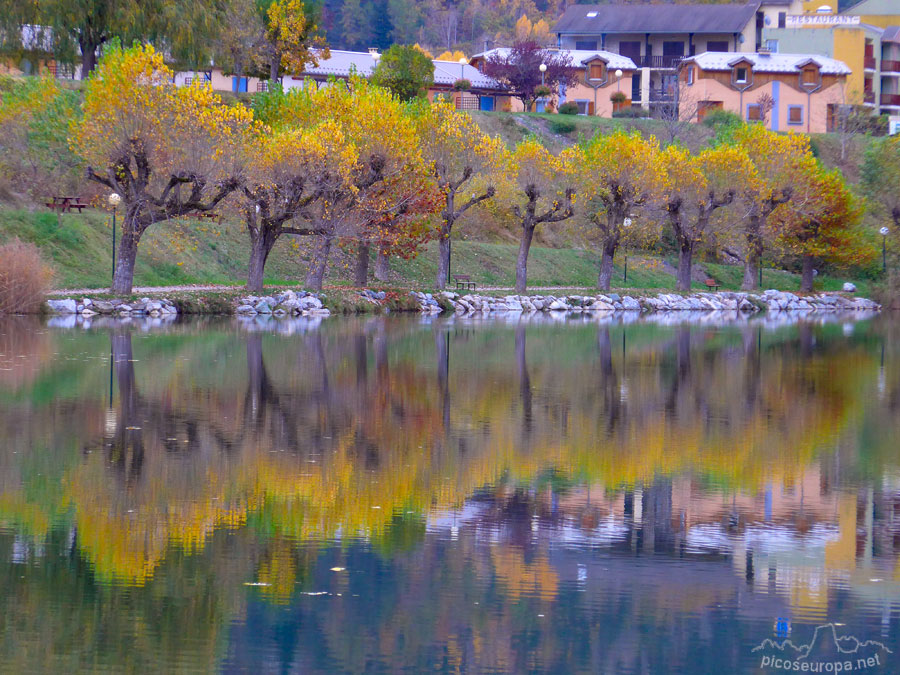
[
  {"left": 678, "top": 51, "right": 850, "bottom": 133},
  {"left": 552, "top": 1, "right": 805, "bottom": 112},
  {"left": 762, "top": 0, "right": 900, "bottom": 116}
]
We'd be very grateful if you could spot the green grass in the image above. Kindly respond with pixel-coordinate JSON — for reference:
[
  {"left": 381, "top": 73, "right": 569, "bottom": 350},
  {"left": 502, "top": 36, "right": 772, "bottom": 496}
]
[{"left": 0, "top": 206, "right": 870, "bottom": 295}]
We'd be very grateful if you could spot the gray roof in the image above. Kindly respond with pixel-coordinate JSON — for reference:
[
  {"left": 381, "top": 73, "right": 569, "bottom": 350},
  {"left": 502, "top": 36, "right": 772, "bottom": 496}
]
[
  {"left": 291, "top": 49, "right": 502, "bottom": 89},
  {"left": 554, "top": 2, "right": 760, "bottom": 35},
  {"left": 883, "top": 26, "right": 900, "bottom": 44},
  {"left": 471, "top": 47, "right": 637, "bottom": 71},
  {"left": 683, "top": 51, "right": 851, "bottom": 75}
]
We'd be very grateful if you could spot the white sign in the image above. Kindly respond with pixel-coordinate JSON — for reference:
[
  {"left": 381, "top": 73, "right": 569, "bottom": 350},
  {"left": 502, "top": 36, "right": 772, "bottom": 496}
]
[
  {"left": 785, "top": 15, "right": 861, "bottom": 28},
  {"left": 889, "top": 117, "right": 900, "bottom": 136}
]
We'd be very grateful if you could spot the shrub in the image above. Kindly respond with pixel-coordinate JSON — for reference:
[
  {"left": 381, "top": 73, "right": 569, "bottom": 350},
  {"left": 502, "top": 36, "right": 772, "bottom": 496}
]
[
  {"left": 0, "top": 239, "right": 54, "bottom": 314},
  {"left": 610, "top": 91, "right": 627, "bottom": 104},
  {"left": 452, "top": 78, "right": 471, "bottom": 91},
  {"left": 534, "top": 85, "right": 552, "bottom": 99},
  {"left": 549, "top": 118, "right": 577, "bottom": 135},
  {"left": 700, "top": 108, "right": 743, "bottom": 130},
  {"left": 558, "top": 101, "right": 579, "bottom": 115},
  {"left": 612, "top": 107, "right": 650, "bottom": 119}
]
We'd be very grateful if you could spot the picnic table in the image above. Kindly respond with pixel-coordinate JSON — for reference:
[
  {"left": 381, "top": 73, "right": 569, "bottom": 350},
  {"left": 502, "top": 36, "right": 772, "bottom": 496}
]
[{"left": 46, "top": 196, "right": 88, "bottom": 213}]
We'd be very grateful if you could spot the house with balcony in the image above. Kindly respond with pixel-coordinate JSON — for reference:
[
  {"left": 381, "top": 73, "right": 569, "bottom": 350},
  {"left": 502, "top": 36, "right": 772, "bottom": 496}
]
[
  {"left": 469, "top": 48, "right": 638, "bottom": 116},
  {"left": 551, "top": 1, "right": 806, "bottom": 111},
  {"left": 678, "top": 50, "right": 850, "bottom": 133}
]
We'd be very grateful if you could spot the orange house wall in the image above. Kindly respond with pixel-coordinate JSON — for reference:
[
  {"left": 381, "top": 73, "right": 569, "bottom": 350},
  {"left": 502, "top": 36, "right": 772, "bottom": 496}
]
[{"left": 684, "top": 75, "right": 847, "bottom": 133}]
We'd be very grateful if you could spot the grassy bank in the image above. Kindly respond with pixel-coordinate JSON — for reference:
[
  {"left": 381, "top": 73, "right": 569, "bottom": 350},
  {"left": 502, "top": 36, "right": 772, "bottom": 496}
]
[{"left": 0, "top": 206, "right": 871, "bottom": 296}]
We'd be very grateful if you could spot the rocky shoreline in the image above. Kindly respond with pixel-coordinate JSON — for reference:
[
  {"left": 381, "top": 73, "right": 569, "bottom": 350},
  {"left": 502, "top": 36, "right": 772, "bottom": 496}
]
[
  {"left": 45, "top": 288, "right": 881, "bottom": 318},
  {"left": 413, "top": 290, "right": 881, "bottom": 314}
]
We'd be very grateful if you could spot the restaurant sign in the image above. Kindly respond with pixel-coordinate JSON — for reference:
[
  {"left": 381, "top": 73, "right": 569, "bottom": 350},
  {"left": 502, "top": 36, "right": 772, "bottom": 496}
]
[{"left": 785, "top": 15, "right": 861, "bottom": 28}]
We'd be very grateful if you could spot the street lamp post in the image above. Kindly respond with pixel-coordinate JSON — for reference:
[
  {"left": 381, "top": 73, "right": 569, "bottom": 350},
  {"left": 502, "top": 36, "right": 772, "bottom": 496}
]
[
  {"left": 623, "top": 216, "right": 632, "bottom": 283},
  {"left": 615, "top": 68, "right": 623, "bottom": 92},
  {"left": 539, "top": 62, "right": 547, "bottom": 86},
  {"left": 881, "top": 226, "right": 890, "bottom": 274},
  {"left": 458, "top": 56, "right": 467, "bottom": 79},
  {"left": 108, "top": 193, "right": 121, "bottom": 281}
]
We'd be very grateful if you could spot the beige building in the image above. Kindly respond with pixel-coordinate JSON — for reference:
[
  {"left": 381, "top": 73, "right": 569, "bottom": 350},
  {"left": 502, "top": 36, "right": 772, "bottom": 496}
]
[{"left": 678, "top": 50, "right": 850, "bottom": 133}]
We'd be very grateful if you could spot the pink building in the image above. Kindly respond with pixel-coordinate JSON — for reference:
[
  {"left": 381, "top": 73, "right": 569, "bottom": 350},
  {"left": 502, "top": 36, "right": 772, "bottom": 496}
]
[{"left": 678, "top": 50, "right": 851, "bottom": 133}]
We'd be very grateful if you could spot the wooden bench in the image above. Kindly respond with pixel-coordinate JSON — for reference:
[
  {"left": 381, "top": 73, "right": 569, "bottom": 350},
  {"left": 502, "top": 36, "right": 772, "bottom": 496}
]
[
  {"left": 46, "top": 196, "right": 89, "bottom": 213},
  {"left": 453, "top": 274, "right": 476, "bottom": 291},
  {"left": 704, "top": 278, "right": 720, "bottom": 291}
]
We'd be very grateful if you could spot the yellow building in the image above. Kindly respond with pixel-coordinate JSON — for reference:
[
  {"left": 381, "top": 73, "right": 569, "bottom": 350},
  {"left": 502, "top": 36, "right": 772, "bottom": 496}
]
[{"left": 763, "top": 0, "right": 900, "bottom": 114}]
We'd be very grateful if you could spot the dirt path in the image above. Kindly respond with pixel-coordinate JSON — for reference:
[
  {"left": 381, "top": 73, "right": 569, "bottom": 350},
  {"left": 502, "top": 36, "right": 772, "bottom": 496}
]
[{"left": 48, "top": 284, "right": 243, "bottom": 296}]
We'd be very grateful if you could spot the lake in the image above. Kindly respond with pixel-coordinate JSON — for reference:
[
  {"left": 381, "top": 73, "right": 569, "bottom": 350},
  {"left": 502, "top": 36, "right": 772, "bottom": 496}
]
[{"left": 0, "top": 312, "right": 897, "bottom": 674}]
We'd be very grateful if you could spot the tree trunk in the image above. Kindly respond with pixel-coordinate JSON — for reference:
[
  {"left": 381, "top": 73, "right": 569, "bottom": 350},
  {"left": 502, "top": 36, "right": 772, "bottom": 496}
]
[
  {"left": 306, "top": 234, "right": 333, "bottom": 291},
  {"left": 374, "top": 249, "right": 390, "bottom": 282},
  {"left": 79, "top": 34, "right": 101, "bottom": 76},
  {"left": 515, "top": 223, "right": 535, "bottom": 294},
  {"left": 247, "top": 231, "right": 275, "bottom": 292},
  {"left": 436, "top": 225, "right": 451, "bottom": 290},
  {"left": 597, "top": 239, "right": 618, "bottom": 291},
  {"left": 741, "top": 217, "right": 763, "bottom": 291},
  {"left": 676, "top": 241, "right": 693, "bottom": 292},
  {"left": 800, "top": 254, "right": 815, "bottom": 293},
  {"left": 269, "top": 53, "right": 279, "bottom": 82},
  {"left": 112, "top": 226, "right": 140, "bottom": 295},
  {"left": 741, "top": 257, "right": 758, "bottom": 291},
  {"left": 354, "top": 244, "right": 370, "bottom": 287}
]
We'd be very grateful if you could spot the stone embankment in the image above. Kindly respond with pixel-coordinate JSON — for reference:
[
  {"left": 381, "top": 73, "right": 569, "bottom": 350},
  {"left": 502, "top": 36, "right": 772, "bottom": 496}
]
[
  {"left": 411, "top": 290, "right": 881, "bottom": 314},
  {"left": 234, "top": 290, "right": 331, "bottom": 317},
  {"left": 44, "top": 288, "right": 880, "bottom": 318},
  {"left": 47, "top": 297, "right": 179, "bottom": 317}
]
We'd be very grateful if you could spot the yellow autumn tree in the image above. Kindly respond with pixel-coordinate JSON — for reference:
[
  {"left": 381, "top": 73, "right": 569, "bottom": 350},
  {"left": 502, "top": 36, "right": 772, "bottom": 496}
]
[
  {"left": 506, "top": 138, "right": 575, "bottom": 293},
  {"left": 72, "top": 43, "right": 261, "bottom": 294},
  {"left": 410, "top": 97, "right": 507, "bottom": 289},
  {"left": 572, "top": 131, "right": 666, "bottom": 291},
  {"left": 660, "top": 144, "right": 755, "bottom": 291},
  {"left": 241, "top": 121, "right": 357, "bottom": 291}
]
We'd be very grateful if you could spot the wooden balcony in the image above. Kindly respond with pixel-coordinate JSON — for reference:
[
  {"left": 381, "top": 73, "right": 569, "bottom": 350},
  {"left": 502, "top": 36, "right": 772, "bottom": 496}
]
[
  {"left": 864, "top": 90, "right": 875, "bottom": 104},
  {"left": 880, "top": 93, "right": 900, "bottom": 106},
  {"left": 864, "top": 56, "right": 877, "bottom": 70},
  {"left": 881, "top": 59, "right": 900, "bottom": 73}
]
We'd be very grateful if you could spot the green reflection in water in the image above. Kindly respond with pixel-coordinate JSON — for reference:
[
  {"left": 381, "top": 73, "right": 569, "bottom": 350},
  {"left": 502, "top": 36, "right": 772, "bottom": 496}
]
[{"left": 0, "top": 314, "right": 898, "bottom": 673}]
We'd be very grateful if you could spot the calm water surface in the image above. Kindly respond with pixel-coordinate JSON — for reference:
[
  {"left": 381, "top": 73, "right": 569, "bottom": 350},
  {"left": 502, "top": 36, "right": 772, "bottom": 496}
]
[{"left": 1, "top": 312, "right": 898, "bottom": 674}]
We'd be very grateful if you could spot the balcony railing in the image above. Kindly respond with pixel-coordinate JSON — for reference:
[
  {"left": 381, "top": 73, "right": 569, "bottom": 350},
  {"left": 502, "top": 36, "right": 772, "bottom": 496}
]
[
  {"left": 880, "top": 93, "right": 900, "bottom": 106},
  {"left": 864, "top": 90, "right": 875, "bottom": 103},
  {"left": 648, "top": 88, "right": 675, "bottom": 102},
  {"left": 632, "top": 55, "right": 684, "bottom": 69},
  {"left": 881, "top": 59, "right": 900, "bottom": 73},
  {"left": 864, "top": 56, "right": 877, "bottom": 70}
]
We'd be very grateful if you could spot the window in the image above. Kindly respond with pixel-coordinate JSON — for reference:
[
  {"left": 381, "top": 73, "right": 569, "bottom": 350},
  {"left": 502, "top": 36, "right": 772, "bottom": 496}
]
[
  {"left": 747, "top": 104, "right": 762, "bottom": 121},
  {"left": 707, "top": 41, "right": 729, "bottom": 52},
  {"left": 686, "top": 66, "right": 694, "bottom": 85},
  {"left": 735, "top": 67, "right": 748, "bottom": 83},
  {"left": 589, "top": 63, "right": 605, "bottom": 80},
  {"left": 778, "top": 12, "right": 786, "bottom": 28},
  {"left": 575, "top": 100, "right": 591, "bottom": 115},
  {"left": 575, "top": 40, "right": 598, "bottom": 51},
  {"left": 765, "top": 39, "right": 779, "bottom": 53},
  {"left": 787, "top": 105, "right": 803, "bottom": 125},
  {"left": 802, "top": 67, "right": 817, "bottom": 85}
]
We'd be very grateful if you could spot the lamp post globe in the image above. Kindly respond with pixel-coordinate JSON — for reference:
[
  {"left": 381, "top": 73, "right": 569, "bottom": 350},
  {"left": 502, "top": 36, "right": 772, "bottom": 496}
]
[
  {"left": 880, "top": 226, "right": 890, "bottom": 236},
  {"left": 108, "top": 193, "right": 121, "bottom": 282},
  {"left": 615, "top": 68, "right": 623, "bottom": 92},
  {"left": 459, "top": 56, "right": 467, "bottom": 78},
  {"left": 539, "top": 62, "right": 547, "bottom": 86}
]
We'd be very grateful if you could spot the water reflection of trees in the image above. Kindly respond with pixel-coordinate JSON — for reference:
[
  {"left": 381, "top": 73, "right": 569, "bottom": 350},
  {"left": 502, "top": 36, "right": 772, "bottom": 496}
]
[{"left": 1, "top": 316, "right": 899, "bottom": 670}]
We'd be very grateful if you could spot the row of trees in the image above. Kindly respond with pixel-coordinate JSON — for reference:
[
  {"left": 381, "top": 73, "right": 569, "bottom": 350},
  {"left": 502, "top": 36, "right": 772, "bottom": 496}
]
[{"left": 4, "top": 43, "right": 891, "bottom": 295}]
